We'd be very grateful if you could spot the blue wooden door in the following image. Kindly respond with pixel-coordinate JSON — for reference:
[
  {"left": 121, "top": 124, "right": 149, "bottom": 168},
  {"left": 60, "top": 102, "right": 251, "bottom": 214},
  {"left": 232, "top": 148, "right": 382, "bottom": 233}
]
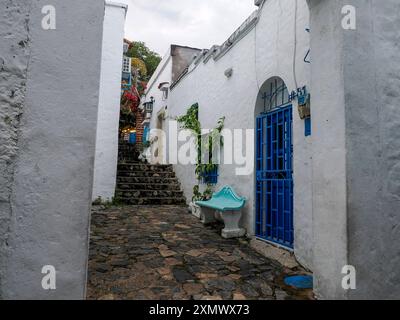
[{"left": 256, "top": 105, "right": 294, "bottom": 248}]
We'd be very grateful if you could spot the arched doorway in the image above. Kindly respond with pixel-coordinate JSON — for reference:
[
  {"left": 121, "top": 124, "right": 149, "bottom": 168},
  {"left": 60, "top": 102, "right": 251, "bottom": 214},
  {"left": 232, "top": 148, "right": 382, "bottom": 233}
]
[{"left": 255, "top": 77, "right": 294, "bottom": 249}]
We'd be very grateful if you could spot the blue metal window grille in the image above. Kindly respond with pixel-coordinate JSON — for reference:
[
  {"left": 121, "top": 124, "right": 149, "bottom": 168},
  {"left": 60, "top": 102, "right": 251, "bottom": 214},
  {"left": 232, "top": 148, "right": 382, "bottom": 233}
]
[
  {"left": 305, "top": 117, "right": 311, "bottom": 136},
  {"left": 261, "top": 77, "right": 290, "bottom": 112},
  {"left": 256, "top": 104, "right": 294, "bottom": 248},
  {"left": 200, "top": 166, "right": 219, "bottom": 185}
]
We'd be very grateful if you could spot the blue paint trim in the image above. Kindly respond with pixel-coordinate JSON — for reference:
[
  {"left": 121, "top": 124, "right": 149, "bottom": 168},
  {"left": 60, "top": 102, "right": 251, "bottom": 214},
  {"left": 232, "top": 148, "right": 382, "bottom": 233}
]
[
  {"left": 305, "top": 117, "right": 311, "bottom": 136},
  {"left": 143, "top": 125, "right": 150, "bottom": 144}
]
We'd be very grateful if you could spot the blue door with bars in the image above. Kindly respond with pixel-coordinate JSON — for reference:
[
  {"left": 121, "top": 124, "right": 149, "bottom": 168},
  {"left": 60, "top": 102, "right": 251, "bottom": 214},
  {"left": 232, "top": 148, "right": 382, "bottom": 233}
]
[{"left": 256, "top": 105, "right": 294, "bottom": 248}]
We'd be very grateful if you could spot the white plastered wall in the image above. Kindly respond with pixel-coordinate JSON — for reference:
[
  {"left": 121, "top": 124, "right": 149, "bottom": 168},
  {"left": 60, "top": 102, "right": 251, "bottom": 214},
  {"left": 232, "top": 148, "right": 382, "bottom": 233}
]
[{"left": 93, "top": 1, "right": 127, "bottom": 201}]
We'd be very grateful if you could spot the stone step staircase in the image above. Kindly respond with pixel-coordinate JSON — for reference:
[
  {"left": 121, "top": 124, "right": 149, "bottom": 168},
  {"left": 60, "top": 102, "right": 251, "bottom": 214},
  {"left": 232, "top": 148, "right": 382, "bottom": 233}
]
[
  {"left": 118, "top": 143, "right": 140, "bottom": 163},
  {"left": 116, "top": 163, "right": 187, "bottom": 206}
]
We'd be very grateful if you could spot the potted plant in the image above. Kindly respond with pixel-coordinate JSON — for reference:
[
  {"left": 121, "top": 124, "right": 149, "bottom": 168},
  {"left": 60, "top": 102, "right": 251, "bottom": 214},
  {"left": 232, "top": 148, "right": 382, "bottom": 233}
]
[
  {"left": 190, "top": 185, "right": 213, "bottom": 218},
  {"left": 189, "top": 185, "right": 202, "bottom": 218}
]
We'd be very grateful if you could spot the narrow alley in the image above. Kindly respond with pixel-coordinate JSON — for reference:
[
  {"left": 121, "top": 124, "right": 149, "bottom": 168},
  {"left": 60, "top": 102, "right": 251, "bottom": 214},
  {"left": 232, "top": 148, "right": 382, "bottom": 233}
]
[{"left": 87, "top": 205, "right": 313, "bottom": 300}]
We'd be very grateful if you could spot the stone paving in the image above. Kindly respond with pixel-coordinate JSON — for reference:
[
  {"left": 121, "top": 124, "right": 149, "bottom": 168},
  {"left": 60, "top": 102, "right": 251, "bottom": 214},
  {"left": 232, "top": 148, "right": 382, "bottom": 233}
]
[{"left": 87, "top": 205, "right": 313, "bottom": 300}]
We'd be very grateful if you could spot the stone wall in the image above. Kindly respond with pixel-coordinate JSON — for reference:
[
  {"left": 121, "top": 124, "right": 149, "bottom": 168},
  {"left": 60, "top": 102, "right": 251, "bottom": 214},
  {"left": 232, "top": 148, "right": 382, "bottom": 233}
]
[
  {"left": 0, "top": 0, "right": 104, "bottom": 299},
  {"left": 137, "top": 110, "right": 145, "bottom": 145}
]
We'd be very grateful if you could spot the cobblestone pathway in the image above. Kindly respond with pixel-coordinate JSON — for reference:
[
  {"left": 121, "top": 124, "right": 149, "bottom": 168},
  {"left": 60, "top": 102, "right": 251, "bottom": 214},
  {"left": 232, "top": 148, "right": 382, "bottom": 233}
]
[{"left": 87, "top": 206, "right": 312, "bottom": 300}]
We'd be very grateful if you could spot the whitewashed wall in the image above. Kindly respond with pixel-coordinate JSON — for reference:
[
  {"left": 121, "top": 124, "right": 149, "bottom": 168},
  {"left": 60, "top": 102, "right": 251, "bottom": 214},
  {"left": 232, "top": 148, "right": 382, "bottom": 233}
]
[
  {"left": 145, "top": 51, "right": 173, "bottom": 163},
  {"left": 166, "top": 0, "right": 312, "bottom": 268},
  {"left": 0, "top": 0, "right": 104, "bottom": 299},
  {"left": 308, "top": 0, "right": 400, "bottom": 300},
  {"left": 93, "top": 2, "right": 127, "bottom": 201}
]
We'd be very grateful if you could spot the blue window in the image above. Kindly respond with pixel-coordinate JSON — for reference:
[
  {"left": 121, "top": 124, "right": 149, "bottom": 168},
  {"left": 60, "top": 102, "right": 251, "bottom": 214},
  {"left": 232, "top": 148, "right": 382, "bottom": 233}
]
[{"left": 305, "top": 117, "right": 311, "bottom": 136}]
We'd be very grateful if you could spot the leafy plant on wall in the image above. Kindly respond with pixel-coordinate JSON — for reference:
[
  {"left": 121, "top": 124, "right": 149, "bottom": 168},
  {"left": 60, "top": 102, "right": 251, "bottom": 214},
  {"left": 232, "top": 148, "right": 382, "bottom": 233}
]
[
  {"left": 192, "top": 185, "right": 214, "bottom": 202},
  {"left": 176, "top": 103, "right": 201, "bottom": 138},
  {"left": 196, "top": 115, "right": 225, "bottom": 179},
  {"left": 177, "top": 103, "right": 225, "bottom": 201}
]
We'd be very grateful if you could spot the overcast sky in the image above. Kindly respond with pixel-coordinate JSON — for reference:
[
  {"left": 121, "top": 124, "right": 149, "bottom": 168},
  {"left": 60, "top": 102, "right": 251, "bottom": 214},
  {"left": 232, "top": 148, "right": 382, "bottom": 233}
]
[{"left": 118, "top": 0, "right": 257, "bottom": 56}]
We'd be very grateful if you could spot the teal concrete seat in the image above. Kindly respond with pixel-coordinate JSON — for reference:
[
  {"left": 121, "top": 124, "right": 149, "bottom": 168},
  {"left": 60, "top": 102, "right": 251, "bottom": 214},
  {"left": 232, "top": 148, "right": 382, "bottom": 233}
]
[{"left": 196, "top": 186, "right": 246, "bottom": 212}]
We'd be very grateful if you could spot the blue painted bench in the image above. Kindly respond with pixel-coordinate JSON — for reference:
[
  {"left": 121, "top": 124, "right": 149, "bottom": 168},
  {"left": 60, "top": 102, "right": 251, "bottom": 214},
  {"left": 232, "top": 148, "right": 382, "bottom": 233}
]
[{"left": 196, "top": 186, "right": 246, "bottom": 238}]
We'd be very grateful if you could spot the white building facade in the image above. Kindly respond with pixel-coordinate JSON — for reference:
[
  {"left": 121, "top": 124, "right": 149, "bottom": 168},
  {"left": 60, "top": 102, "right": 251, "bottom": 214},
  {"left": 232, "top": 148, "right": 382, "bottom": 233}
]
[{"left": 145, "top": 0, "right": 400, "bottom": 300}]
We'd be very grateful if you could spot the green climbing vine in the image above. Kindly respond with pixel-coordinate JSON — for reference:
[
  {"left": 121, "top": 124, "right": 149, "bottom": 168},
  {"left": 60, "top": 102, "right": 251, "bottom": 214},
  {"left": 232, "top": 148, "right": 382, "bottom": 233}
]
[
  {"left": 176, "top": 103, "right": 225, "bottom": 201},
  {"left": 176, "top": 103, "right": 201, "bottom": 137}
]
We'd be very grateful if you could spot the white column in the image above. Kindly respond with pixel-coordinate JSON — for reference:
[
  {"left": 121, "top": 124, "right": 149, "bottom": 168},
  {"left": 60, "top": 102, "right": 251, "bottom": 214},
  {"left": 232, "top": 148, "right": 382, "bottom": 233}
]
[{"left": 93, "top": 1, "right": 128, "bottom": 201}]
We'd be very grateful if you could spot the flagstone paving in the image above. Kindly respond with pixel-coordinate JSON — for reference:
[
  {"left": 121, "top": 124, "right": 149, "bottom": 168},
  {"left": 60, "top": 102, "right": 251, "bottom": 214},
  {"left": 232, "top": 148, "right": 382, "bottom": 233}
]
[{"left": 87, "top": 205, "right": 313, "bottom": 300}]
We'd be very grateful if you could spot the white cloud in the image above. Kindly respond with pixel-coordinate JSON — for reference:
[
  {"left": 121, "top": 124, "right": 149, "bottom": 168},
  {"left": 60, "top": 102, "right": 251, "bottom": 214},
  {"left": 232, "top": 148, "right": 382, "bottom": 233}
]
[{"left": 118, "top": 0, "right": 256, "bottom": 55}]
